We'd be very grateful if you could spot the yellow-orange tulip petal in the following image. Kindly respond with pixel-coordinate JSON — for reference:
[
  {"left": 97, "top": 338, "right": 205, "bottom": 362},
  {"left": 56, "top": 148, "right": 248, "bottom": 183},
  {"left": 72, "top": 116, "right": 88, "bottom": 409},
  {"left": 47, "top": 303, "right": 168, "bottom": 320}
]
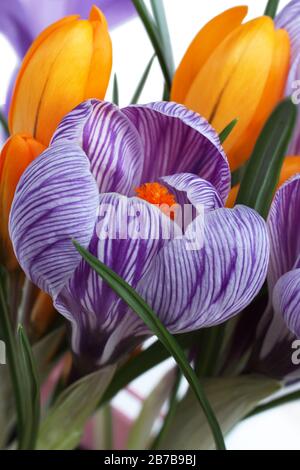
[
  {"left": 225, "top": 28, "right": 290, "bottom": 170},
  {"left": 9, "top": 6, "right": 112, "bottom": 146},
  {"left": 226, "top": 184, "right": 240, "bottom": 208},
  {"left": 278, "top": 156, "right": 300, "bottom": 186},
  {"left": 185, "top": 17, "right": 276, "bottom": 172},
  {"left": 226, "top": 157, "right": 300, "bottom": 208},
  {"left": 0, "top": 135, "right": 45, "bottom": 270},
  {"left": 171, "top": 6, "right": 248, "bottom": 103}
]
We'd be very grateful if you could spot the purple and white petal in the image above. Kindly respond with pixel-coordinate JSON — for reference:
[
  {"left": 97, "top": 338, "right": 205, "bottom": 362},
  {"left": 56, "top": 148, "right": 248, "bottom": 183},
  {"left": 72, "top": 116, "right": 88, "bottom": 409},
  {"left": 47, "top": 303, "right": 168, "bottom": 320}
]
[
  {"left": 273, "top": 268, "right": 300, "bottom": 338},
  {"left": 137, "top": 205, "right": 269, "bottom": 333},
  {"left": 267, "top": 174, "right": 300, "bottom": 292},
  {"left": 160, "top": 173, "right": 223, "bottom": 212},
  {"left": 55, "top": 193, "right": 180, "bottom": 365},
  {"left": 122, "top": 102, "right": 230, "bottom": 204},
  {"left": 52, "top": 100, "right": 144, "bottom": 196},
  {"left": 9, "top": 142, "right": 99, "bottom": 297}
]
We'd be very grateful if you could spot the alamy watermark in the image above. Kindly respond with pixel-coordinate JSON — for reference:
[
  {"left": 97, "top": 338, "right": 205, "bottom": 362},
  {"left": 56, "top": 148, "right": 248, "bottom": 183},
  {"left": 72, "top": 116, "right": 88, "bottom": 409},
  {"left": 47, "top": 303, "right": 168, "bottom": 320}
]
[
  {"left": 0, "top": 340, "right": 5, "bottom": 365},
  {"left": 291, "top": 80, "right": 300, "bottom": 105},
  {"left": 292, "top": 339, "right": 300, "bottom": 365},
  {"left": 95, "top": 201, "right": 205, "bottom": 251}
]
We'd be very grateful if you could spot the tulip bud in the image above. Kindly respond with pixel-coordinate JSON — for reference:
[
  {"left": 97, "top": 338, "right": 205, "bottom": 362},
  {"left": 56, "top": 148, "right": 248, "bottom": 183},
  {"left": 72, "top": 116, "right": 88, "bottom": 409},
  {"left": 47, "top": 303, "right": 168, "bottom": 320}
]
[
  {"left": 9, "top": 6, "right": 112, "bottom": 146},
  {"left": 171, "top": 7, "right": 290, "bottom": 171},
  {"left": 0, "top": 134, "right": 45, "bottom": 270}
]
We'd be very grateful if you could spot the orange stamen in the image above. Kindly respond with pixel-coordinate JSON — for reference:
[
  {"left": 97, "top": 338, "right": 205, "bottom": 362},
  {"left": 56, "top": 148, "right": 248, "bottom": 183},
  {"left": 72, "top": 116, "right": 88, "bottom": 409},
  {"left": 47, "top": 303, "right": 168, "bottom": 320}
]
[{"left": 135, "top": 182, "right": 177, "bottom": 219}]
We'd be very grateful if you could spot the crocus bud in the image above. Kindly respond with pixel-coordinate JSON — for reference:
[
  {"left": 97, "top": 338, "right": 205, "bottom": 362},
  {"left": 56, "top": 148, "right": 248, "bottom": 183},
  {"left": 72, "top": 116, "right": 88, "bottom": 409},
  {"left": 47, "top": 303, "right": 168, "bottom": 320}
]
[
  {"left": 0, "top": 134, "right": 45, "bottom": 270},
  {"left": 9, "top": 6, "right": 112, "bottom": 146},
  {"left": 171, "top": 7, "right": 290, "bottom": 171}
]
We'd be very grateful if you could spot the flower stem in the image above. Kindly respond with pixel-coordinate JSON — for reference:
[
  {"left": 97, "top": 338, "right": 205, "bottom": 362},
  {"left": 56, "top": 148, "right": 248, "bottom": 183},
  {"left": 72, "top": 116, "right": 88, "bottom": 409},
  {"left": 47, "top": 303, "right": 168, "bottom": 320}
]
[{"left": 264, "top": 0, "right": 280, "bottom": 18}]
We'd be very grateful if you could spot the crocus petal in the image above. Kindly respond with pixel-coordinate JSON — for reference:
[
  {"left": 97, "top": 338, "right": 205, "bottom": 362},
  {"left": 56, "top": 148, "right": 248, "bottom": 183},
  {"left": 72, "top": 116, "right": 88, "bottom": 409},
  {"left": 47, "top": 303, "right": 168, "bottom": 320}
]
[
  {"left": 9, "top": 142, "right": 99, "bottom": 297},
  {"left": 137, "top": 205, "right": 269, "bottom": 333},
  {"left": 160, "top": 173, "right": 223, "bottom": 212},
  {"left": 273, "top": 268, "right": 300, "bottom": 338},
  {"left": 123, "top": 102, "right": 230, "bottom": 203},
  {"left": 267, "top": 174, "right": 300, "bottom": 292},
  {"left": 52, "top": 100, "right": 143, "bottom": 195},
  {"left": 276, "top": 0, "right": 300, "bottom": 54},
  {"left": 55, "top": 193, "right": 179, "bottom": 365},
  {"left": 253, "top": 174, "right": 300, "bottom": 374}
]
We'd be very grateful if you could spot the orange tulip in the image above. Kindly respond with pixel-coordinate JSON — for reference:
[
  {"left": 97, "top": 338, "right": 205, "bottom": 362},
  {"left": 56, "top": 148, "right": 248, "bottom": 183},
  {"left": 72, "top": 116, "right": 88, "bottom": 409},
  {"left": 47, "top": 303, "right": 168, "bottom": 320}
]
[
  {"left": 226, "top": 156, "right": 300, "bottom": 208},
  {"left": 9, "top": 6, "right": 112, "bottom": 146},
  {"left": 0, "top": 134, "right": 45, "bottom": 270},
  {"left": 171, "top": 7, "right": 290, "bottom": 171}
]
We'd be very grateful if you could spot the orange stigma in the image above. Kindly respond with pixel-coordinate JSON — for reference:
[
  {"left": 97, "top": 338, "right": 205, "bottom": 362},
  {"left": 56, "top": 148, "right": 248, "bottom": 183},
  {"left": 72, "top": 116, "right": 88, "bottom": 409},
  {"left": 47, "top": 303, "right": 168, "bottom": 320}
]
[{"left": 135, "top": 182, "right": 177, "bottom": 218}]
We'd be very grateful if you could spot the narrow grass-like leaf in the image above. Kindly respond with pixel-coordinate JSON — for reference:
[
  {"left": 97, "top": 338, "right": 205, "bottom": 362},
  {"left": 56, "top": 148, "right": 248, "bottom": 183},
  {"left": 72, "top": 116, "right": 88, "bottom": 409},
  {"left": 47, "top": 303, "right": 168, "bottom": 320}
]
[
  {"left": 18, "top": 325, "right": 40, "bottom": 450},
  {"left": 219, "top": 119, "right": 238, "bottom": 144},
  {"left": 74, "top": 240, "right": 226, "bottom": 450},
  {"left": 236, "top": 98, "right": 297, "bottom": 219},
  {"left": 0, "top": 109, "right": 9, "bottom": 138},
  {"left": 112, "top": 74, "right": 119, "bottom": 106},
  {"left": 150, "top": 0, "right": 174, "bottom": 76},
  {"left": 131, "top": 54, "right": 156, "bottom": 104},
  {"left": 131, "top": 0, "right": 172, "bottom": 90},
  {"left": 264, "top": 0, "right": 280, "bottom": 18}
]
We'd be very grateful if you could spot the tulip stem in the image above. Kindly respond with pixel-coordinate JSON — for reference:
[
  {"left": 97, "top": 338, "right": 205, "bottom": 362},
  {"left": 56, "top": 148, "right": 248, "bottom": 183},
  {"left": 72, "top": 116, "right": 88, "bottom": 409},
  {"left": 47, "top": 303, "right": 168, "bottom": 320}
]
[{"left": 264, "top": 0, "right": 280, "bottom": 18}]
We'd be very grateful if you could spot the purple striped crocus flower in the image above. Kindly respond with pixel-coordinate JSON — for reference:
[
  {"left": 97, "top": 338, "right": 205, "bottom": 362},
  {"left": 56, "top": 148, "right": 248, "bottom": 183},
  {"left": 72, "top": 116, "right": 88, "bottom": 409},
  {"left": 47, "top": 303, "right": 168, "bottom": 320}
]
[
  {"left": 256, "top": 175, "right": 300, "bottom": 381},
  {"left": 9, "top": 100, "right": 269, "bottom": 367},
  {"left": 233, "top": 175, "right": 300, "bottom": 383}
]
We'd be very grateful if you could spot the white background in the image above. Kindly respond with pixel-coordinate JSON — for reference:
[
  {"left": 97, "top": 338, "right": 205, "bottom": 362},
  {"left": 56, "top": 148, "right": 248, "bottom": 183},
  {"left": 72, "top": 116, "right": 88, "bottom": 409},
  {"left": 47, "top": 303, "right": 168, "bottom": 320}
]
[{"left": 0, "top": 0, "right": 299, "bottom": 450}]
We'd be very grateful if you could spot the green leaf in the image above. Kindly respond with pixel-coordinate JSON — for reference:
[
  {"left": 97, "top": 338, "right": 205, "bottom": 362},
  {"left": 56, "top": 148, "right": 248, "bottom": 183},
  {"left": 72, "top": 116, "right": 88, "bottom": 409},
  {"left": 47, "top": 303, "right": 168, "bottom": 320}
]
[
  {"left": 128, "top": 369, "right": 176, "bottom": 450},
  {"left": 219, "top": 119, "right": 238, "bottom": 144},
  {"left": 131, "top": 54, "right": 156, "bottom": 104},
  {"left": 36, "top": 366, "right": 115, "bottom": 450},
  {"left": 101, "top": 331, "right": 199, "bottom": 405},
  {"left": 236, "top": 98, "right": 297, "bottom": 219},
  {"left": 151, "top": 368, "right": 181, "bottom": 450},
  {"left": 0, "top": 109, "right": 9, "bottom": 138},
  {"left": 264, "top": 0, "right": 280, "bottom": 18},
  {"left": 112, "top": 74, "right": 119, "bottom": 106},
  {"left": 17, "top": 325, "right": 40, "bottom": 450},
  {"left": 159, "top": 375, "right": 281, "bottom": 450},
  {"left": 74, "top": 240, "right": 226, "bottom": 450},
  {"left": 0, "top": 268, "right": 27, "bottom": 449},
  {"left": 246, "top": 389, "right": 300, "bottom": 419},
  {"left": 150, "top": 0, "right": 174, "bottom": 76},
  {"left": 131, "top": 0, "right": 172, "bottom": 91}
]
